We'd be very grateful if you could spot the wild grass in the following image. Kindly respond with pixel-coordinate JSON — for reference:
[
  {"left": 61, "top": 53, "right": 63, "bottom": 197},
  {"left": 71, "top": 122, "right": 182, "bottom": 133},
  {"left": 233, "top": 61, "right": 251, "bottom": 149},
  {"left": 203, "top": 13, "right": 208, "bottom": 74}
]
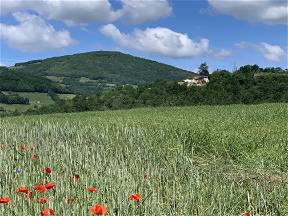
[{"left": 0, "top": 103, "right": 287, "bottom": 215}]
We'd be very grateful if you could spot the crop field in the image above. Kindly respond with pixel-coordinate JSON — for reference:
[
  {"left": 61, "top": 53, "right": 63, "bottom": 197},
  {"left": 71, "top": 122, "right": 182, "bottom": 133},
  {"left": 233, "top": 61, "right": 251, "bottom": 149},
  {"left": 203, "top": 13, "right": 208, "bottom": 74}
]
[{"left": 0, "top": 103, "right": 287, "bottom": 215}]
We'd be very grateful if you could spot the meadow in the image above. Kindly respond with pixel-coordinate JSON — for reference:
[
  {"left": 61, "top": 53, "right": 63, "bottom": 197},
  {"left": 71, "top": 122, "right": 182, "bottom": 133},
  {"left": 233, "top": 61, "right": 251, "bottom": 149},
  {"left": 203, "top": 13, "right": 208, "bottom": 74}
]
[
  {"left": 0, "top": 92, "right": 54, "bottom": 112},
  {"left": 0, "top": 103, "right": 287, "bottom": 215},
  {"left": 0, "top": 92, "right": 75, "bottom": 112}
]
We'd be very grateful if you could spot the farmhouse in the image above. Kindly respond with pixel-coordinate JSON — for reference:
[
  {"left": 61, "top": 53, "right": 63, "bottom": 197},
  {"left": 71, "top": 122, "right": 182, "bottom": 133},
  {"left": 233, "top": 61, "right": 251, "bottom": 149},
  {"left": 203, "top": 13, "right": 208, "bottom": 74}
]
[{"left": 178, "top": 76, "right": 209, "bottom": 87}]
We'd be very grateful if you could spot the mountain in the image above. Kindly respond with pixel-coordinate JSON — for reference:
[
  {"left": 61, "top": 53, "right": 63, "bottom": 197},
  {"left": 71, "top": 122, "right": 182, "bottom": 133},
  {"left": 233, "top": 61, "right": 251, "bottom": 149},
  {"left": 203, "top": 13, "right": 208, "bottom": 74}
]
[{"left": 12, "top": 51, "right": 195, "bottom": 94}]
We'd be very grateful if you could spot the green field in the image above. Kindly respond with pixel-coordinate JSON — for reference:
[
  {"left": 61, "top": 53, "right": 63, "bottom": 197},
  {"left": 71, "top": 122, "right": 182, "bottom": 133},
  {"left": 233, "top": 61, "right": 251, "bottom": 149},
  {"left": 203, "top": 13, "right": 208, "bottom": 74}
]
[
  {"left": 58, "top": 93, "right": 76, "bottom": 100},
  {"left": 0, "top": 92, "right": 54, "bottom": 111},
  {"left": 0, "top": 104, "right": 287, "bottom": 215}
]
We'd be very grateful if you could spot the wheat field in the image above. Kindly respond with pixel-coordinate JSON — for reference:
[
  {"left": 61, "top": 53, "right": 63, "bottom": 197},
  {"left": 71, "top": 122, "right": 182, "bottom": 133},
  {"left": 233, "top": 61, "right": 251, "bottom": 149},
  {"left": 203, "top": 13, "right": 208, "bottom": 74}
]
[{"left": 0, "top": 103, "right": 287, "bottom": 215}]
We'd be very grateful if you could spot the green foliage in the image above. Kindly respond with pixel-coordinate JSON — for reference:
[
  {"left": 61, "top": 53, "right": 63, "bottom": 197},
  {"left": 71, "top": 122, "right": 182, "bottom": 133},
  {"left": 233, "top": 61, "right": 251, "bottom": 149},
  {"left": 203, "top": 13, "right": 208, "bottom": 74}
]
[
  {"left": 198, "top": 62, "right": 209, "bottom": 76},
  {"left": 19, "top": 65, "right": 288, "bottom": 116},
  {"left": 1, "top": 61, "right": 287, "bottom": 116},
  {"left": 0, "top": 67, "right": 65, "bottom": 93},
  {"left": 0, "top": 91, "right": 29, "bottom": 104}
]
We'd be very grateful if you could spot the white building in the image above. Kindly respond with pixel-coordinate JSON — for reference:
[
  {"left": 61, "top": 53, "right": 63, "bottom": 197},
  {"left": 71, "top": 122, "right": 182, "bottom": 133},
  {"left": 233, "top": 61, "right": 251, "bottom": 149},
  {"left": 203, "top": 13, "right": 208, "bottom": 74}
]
[{"left": 178, "top": 76, "right": 209, "bottom": 87}]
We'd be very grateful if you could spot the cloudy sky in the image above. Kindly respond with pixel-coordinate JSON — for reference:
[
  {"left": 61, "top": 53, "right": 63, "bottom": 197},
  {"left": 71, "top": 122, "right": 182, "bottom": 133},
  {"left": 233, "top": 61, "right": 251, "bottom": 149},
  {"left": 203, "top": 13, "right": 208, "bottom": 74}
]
[{"left": 0, "top": 0, "right": 287, "bottom": 72}]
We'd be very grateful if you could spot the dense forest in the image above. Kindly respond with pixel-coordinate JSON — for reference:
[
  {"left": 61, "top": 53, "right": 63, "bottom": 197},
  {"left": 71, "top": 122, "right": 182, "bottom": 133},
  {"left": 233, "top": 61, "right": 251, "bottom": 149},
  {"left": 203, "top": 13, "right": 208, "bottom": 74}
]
[
  {"left": 0, "top": 67, "right": 65, "bottom": 93},
  {"left": 4, "top": 64, "right": 284, "bottom": 117}
]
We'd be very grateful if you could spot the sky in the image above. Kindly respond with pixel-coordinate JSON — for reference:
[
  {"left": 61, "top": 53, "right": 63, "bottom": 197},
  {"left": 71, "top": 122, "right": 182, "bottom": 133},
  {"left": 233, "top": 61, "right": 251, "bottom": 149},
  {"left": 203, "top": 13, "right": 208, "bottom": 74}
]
[{"left": 0, "top": 0, "right": 287, "bottom": 72}]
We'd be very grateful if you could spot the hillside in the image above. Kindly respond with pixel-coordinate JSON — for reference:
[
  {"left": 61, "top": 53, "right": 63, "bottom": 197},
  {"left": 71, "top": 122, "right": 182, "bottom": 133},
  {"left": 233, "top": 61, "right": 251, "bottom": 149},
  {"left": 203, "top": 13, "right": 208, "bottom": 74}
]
[
  {"left": 12, "top": 51, "right": 194, "bottom": 94},
  {"left": 0, "top": 67, "right": 65, "bottom": 93}
]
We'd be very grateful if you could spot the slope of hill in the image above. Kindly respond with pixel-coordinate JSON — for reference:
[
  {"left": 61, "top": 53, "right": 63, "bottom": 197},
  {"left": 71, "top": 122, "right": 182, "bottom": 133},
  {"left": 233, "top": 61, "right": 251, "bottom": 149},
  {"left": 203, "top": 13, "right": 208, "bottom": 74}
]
[
  {"left": 12, "top": 51, "right": 194, "bottom": 94},
  {"left": 0, "top": 67, "right": 65, "bottom": 93}
]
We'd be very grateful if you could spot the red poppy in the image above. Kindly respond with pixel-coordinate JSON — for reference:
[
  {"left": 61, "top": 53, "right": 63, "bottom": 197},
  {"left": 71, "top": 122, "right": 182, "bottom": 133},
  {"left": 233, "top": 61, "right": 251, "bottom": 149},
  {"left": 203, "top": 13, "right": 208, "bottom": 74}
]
[
  {"left": 19, "top": 145, "right": 25, "bottom": 151},
  {"left": 31, "top": 153, "right": 39, "bottom": 160},
  {"left": 34, "top": 184, "right": 47, "bottom": 193},
  {"left": 45, "top": 182, "right": 55, "bottom": 190},
  {"left": 41, "top": 208, "right": 54, "bottom": 216},
  {"left": 90, "top": 204, "right": 107, "bottom": 215},
  {"left": 87, "top": 187, "right": 97, "bottom": 193},
  {"left": 17, "top": 186, "right": 29, "bottom": 194},
  {"left": 72, "top": 174, "right": 80, "bottom": 183},
  {"left": 27, "top": 191, "right": 35, "bottom": 199},
  {"left": 244, "top": 211, "right": 251, "bottom": 216},
  {"left": 129, "top": 193, "right": 141, "bottom": 202},
  {"left": 45, "top": 167, "right": 52, "bottom": 174},
  {"left": 67, "top": 196, "right": 74, "bottom": 204},
  {"left": 0, "top": 196, "right": 10, "bottom": 204},
  {"left": 38, "top": 197, "right": 48, "bottom": 204}
]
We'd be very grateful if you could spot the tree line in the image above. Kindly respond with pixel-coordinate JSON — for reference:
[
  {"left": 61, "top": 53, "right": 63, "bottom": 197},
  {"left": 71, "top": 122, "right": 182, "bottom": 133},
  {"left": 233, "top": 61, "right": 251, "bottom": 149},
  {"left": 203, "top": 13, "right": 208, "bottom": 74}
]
[
  {"left": 18, "top": 64, "right": 287, "bottom": 116},
  {"left": 0, "top": 92, "right": 29, "bottom": 105},
  {"left": 1, "top": 64, "right": 287, "bottom": 117}
]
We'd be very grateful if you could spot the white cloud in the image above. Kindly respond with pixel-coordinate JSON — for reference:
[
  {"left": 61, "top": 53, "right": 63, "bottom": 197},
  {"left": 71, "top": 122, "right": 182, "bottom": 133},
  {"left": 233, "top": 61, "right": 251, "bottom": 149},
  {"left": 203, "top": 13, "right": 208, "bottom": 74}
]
[
  {"left": 100, "top": 24, "right": 209, "bottom": 58},
  {"left": 236, "top": 41, "right": 286, "bottom": 61},
  {"left": 117, "top": 0, "right": 172, "bottom": 24},
  {"left": 1, "top": 0, "right": 172, "bottom": 26},
  {"left": 0, "top": 12, "right": 76, "bottom": 52},
  {"left": 38, "top": 0, "right": 121, "bottom": 26},
  {"left": 208, "top": 0, "right": 288, "bottom": 25},
  {"left": 258, "top": 42, "right": 286, "bottom": 61},
  {"left": 235, "top": 41, "right": 251, "bottom": 49},
  {"left": 213, "top": 49, "right": 232, "bottom": 59}
]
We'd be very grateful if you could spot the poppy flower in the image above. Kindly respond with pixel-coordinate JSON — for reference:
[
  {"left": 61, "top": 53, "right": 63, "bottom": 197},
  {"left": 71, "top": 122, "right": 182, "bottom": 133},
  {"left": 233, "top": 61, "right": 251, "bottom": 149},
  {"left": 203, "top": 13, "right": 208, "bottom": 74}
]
[
  {"left": 27, "top": 191, "right": 35, "bottom": 199},
  {"left": 45, "top": 182, "right": 55, "bottom": 190},
  {"left": 72, "top": 174, "right": 80, "bottom": 183},
  {"left": 244, "top": 211, "right": 251, "bottom": 216},
  {"left": 90, "top": 204, "right": 107, "bottom": 215},
  {"left": 34, "top": 184, "right": 47, "bottom": 193},
  {"left": 31, "top": 153, "right": 39, "bottom": 160},
  {"left": 38, "top": 197, "right": 48, "bottom": 204},
  {"left": 17, "top": 186, "right": 29, "bottom": 194},
  {"left": 67, "top": 196, "right": 74, "bottom": 204},
  {"left": 129, "top": 193, "right": 141, "bottom": 202},
  {"left": 41, "top": 208, "right": 54, "bottom": 216},
  {"left": 0, "top": 196, "right": 10, "bottom": 204},
  {"left": 45, "top": 167, "right": 52, "bottom": 174},
  {"left": 19, "top": 145, "right": 25, "bottom": 151},
  {"left": 87, "top": 187, "right": 97, "bottom": 193}
]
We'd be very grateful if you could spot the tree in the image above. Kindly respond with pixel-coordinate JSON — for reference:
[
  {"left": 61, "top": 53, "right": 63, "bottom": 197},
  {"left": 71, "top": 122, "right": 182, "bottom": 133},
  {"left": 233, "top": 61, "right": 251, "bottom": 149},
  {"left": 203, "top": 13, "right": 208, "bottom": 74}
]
[{"left": 198, "top": 62, "right": 209, "bottom": 76}]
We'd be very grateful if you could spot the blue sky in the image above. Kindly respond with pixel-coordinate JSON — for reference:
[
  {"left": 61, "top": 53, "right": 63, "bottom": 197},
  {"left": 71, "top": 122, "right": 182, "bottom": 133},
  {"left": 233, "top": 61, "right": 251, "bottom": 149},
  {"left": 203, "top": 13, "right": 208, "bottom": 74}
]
[{"left": 0, "top": 0, "right": 287, "bottom": 72}]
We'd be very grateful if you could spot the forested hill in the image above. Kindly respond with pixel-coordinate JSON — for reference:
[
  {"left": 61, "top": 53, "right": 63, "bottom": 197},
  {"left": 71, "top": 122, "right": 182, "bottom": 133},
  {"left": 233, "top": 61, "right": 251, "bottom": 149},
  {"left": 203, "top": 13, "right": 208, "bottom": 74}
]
[
  {"left": 0, "top": 67, "right": 65, "bottom": 93},
  {"left": 11, "top": 51, "right": 194, "bottom": 94}
]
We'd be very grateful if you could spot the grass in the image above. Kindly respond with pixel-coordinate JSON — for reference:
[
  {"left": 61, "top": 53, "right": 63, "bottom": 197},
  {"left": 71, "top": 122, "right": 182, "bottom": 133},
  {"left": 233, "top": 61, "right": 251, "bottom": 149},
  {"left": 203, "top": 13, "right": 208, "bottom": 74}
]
[
  {"left": 0, "top": 92, "right": 54, "bottom": 111},
  {"left": 58, "top": 93, "right": 76, "bottom": 100},
  {"left": 0, "top": 103, "right": 287, "bottom": 215},
  {"left": 45, "top": 76, "right": 65, "bottom": 83},
  {"left": 79, "top": 77, "right": 98, "bottom": 83}
]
